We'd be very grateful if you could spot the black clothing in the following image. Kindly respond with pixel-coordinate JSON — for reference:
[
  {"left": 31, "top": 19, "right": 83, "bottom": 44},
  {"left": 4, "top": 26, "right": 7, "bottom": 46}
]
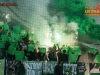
[
  {"left": 61, "top": 53, "right": 69, "bottom": 62},
  {"left": 54, "top": 65, "right": 63, "bottom": 75},
  {"left": 57, "top": 52, "right": 62, "bottom": 61},
  {"left": 49, "top": 52, "right": 54, "bottom": 61},
  {"left": 22, "top": 34, "right": 29, "bottom": 45}
]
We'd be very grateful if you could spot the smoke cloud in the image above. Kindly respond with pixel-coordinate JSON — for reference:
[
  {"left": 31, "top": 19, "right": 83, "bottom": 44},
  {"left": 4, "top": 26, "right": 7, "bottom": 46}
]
[{"left": 28, "top": 0, "right": 78, "bottom": 47}]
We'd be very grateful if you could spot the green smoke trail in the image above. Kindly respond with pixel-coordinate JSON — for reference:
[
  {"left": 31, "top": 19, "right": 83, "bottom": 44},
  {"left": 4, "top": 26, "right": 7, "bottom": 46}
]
[{"left": 50, "top": 0, "right": 100, "bottom": 40}]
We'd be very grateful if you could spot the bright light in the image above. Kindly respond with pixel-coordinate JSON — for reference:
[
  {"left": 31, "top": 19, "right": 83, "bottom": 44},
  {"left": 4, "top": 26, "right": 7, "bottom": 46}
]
[
  {"left": 5, "top": 14, "right": 9, "bottom": 18},
  {"left": 55, "top": 34, "right": 60, "bottom": 40},
  {"left": 76, "top": 32, "right": 78, "bottom": 35},
  {"left": 45, "top": 40, "right": 53, "bottom": 47},
  {"left": 45, "top": 41, "right": 49, "bottom": 46}
]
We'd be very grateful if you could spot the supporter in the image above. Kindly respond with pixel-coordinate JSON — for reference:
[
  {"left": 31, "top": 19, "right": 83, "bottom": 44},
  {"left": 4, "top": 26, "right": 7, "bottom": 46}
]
[
  {"left": 0, "top": 47, "right": 5, "bottom": 59},
  {"left": 43, "top": 51, "right": 50, "bottom": 61},
  {"left": 37, "top": 48, "right": 43, "bottom": 61},
  {"left": 61, "top": 50, "right": 69, "bottom": 62},
  {"left": 52, "top": 44, "right": 57, "bottom": 61},
  {"left": 27, "top": 41, "right": 35, "bottom": 61},
  {"left": 57, "top": 50, "right": 62, "bottom": 61},
  {"left": 48, "top": 50, "right": 54, "bottom": 61},
  {"left": 35, "top": 57, "right": 40, "bottom": 61},
  {"left": 22, "top": 42, "right": 27, "bottom": 56},
  {"left": 54, "top": 61, "right": 63, "bottom": 75},
  {"left": 18, "top": 41, "right": 23, "bottom": 50},
  {"left": 16, "top": 62, "right": 25, "bottom": 75},
  {"left": 8, "top": 68, "right": 15, "bottom": 75},
  {"left": 7, "top": 61, "right": 15, "bottom": 75},
  {"left": 57, "top": 45, "right": 64, "bottom": 61},
  {"left": 4, "top": 41, "right": 10, "bottom": 58},
  {"left": 22, "top": 31, "right": 29, "bottom": 45},
  {"left": 27, "top": 51, "right": 34, "bottom": 61},
  {"left": 7, "top": 53, "right": 15, "bottom": 61}
]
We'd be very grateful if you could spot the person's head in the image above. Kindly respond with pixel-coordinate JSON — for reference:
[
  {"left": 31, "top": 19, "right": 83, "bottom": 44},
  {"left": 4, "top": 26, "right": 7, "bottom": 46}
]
[
  {"left": 63, "top": 50, "right": 66, "bottom": 54},
  {"left": 57, "top": 61, "right": 62, "bottom": 66}
]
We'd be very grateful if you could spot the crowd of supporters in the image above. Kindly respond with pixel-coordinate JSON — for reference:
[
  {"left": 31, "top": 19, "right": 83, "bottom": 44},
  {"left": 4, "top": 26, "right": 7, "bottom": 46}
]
[
  {"left": 0, "top": 24, "right": 83, "bottom": 75},
  {"left": 0, "top": 24, "right": 75, "bottom": 62}
]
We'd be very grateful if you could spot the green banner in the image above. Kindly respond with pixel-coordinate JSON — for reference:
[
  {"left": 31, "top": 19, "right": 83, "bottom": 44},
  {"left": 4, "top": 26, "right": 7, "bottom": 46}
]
[
  {"left": 43, "top": 61, "right": 57, "bottom": 74},
  {"left": 23, "top": 61, "right": 43, "bottom": 75},
  {"left": 0, "top": 60, "right": 5, "bottom": 75},
  {"left": 63, "top": 63, "right": 77, "bottom": 75}
]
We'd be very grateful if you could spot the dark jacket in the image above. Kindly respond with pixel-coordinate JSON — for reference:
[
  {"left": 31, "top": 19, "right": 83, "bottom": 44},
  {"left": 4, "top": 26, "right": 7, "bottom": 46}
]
[
  {"left": 54, "top": 65, "right": 63, "bottom": 75},
  {"left": 61, "top": 53, "right": 69, "bottom": 62}
]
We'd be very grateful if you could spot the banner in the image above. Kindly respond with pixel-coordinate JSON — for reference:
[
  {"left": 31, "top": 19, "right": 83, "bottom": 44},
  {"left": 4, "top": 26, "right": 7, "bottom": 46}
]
[
  {"left": 0, "top": 60, "right": 5, "bottom": 75},
  {"left": 63, "top": 63, "right": 77, "bottom": 75},
  {"left": 23, "top": 61, "right": 43, "bottom": 75},
  {"left": 43, "top": 61, "right": 57, "bottom": 74}
]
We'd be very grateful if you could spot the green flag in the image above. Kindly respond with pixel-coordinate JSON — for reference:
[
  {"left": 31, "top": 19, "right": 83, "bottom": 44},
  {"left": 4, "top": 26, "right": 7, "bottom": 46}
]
[
  {"left": 20, "top": 30, "right": 26, "bottom": 36},
  {"left": 40, "top": 48, "right": 46, "bottom": 53},
  {"left": 0, "top": 40, "right": 5, "bottom": 48},
  {"left": 1, "top": 35, "right": 9, "bottom": 41},
  {"left": 94, "top": 54, "right": 100, "bottom": 63},
  {"left": 7, "top": 46, "right": 16, "bottom": 55},
  {"left": 9, "top": 37, "right": 15, "bottom": 42},
  {"left": 74, "top": 46, "right": 82, "bottom": 55},
  {"left": 2, "top": 24, "right": 9, "bottom": 30},
  {"left": 28, "top": 33, "right": 35, "bottom": 41},
  {"left": 88, "top": 48, "right": 98, "bottom": 55},
  {"left": 15, "top": 51, "right": 24, "bottom": 60},
  {"left": 13, "top": 26, "right": 20, "bottom": 34},
  {"left": 10, "top": 42, "right": 18, "bottom": 48},
  {"left": 67, "top": 46, "right": 72, "bottom": 55},
  {"left": 28, "top": 44, "right": 35, "bottom": 52},
  {"left": 62, "top": 46, "right": 68, "bottom": 54},
  {"left": 69, "top": 54, "right": 78, "bottom": 63},
  {"left": 12, "top": 32, "right": 19, "bottom": 41}
]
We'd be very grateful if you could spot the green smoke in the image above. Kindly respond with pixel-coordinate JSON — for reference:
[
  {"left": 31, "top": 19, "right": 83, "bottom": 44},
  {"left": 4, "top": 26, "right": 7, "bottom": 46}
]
[{"left": 50, "top": 0, "right": 100, "bottom": 40}]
